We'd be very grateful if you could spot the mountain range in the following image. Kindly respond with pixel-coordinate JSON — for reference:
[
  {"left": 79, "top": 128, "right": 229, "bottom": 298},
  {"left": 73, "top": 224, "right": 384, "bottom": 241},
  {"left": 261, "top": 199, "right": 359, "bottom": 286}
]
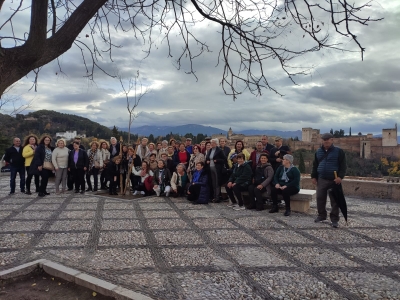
[{"left": 117, "top": 124, "right": 302, "bottom": 138}]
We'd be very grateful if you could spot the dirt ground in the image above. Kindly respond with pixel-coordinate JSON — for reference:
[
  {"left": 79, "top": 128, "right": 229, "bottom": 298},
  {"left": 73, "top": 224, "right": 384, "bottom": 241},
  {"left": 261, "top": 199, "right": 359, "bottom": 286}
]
[{"left": 0, "top": 269, "right": 115, "bottom": 300}]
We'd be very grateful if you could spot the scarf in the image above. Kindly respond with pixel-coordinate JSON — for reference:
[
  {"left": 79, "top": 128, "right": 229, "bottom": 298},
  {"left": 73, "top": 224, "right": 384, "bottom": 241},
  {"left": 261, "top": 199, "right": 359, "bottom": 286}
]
[
  {"left": 281, "top": 165, "right": 293, "bottom": 183},
  {"left": 88, "top": 150, "right": 96, "bottom": 171}
]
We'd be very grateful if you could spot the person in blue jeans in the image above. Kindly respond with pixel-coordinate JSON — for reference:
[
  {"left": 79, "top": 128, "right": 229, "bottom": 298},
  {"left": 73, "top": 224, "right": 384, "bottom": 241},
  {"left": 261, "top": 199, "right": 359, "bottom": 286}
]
[{"left": 4, "top": 137, "right": 25, "bottom": 195}]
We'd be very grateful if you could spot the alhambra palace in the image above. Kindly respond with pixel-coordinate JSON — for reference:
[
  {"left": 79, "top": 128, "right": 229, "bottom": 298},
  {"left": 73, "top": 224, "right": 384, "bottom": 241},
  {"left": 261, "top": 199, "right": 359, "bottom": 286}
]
[{"left": 212, "top": 125, "right": 400, "bottom": 159}]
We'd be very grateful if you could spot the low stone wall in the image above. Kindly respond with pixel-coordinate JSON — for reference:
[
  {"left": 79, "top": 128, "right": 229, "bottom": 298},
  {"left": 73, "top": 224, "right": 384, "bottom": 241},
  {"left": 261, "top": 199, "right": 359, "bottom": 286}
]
[{"left": 300, "top": 177, "right": 400, "bottom": 200}]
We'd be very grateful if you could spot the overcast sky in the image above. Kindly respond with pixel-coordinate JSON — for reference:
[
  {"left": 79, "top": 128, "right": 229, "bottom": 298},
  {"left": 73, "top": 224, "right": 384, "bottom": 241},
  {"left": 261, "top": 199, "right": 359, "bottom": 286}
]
[{"left": 2, "top": 0, "right": 400, "bottom": 135}]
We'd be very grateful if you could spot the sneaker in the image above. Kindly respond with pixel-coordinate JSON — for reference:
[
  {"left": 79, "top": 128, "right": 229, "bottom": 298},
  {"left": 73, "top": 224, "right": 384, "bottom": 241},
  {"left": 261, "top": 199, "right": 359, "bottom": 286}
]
[
  {"left": 233, "top": 205, "right": 245, "bottom": 211},
  {"left": 314, "top": 216, "right": 327, "bottom": 223},
  {"left": 155, "top": 191, "right": 161, "bottom": 197},
  {"left": 140, "top": 191, "right": 145, "bottom": 195},
  {"left": 133, "top": 191, "right": 138, "bottom": 196},
  {"left": 165, "top": 192, "right": 170, "bottom": 197},
  {"left": 331, "top": 221, "right": 339, "bottom": 228},
  {"left": 227, "top": 203, "right": 236, "bottom": 208}
]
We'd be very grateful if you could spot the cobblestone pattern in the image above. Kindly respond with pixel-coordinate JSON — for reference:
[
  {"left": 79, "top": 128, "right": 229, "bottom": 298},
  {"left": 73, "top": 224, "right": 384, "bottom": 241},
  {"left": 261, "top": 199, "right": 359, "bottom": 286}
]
[{"left": 1, "top": 178, "right": 400, "bottom": 299}]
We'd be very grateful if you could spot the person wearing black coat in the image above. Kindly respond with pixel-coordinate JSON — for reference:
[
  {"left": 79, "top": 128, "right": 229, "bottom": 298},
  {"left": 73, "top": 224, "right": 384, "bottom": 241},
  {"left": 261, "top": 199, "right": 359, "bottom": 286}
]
[
  {"left": 67, "top": 137, "right": 85, "bottom": 190},
  {"left": 269, "top": 137, "right": 291, "bottom": 171},
  {"left": 4, "top": 137, "right": 25, "bottom": 195},
  {"left": 109, "top": 137, "right": 121, "bottom": 159},
  {"left": 107, "top": 156, "right": 123, "bottom": 195},
  {"left": 205, "top": 139, "right": 227, "bottom": 203},
  {"left": 68, "top": 141, "right": 89, "bottom": 194},
  {"left": 29, "top": 135, "right": 55, "bottom": 196}
]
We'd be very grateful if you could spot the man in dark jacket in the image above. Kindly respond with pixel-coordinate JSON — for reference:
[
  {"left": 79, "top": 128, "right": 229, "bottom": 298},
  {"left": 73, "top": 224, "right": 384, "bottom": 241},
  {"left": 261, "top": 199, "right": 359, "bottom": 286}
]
[
  {"left": 4, "top": 137, "right": 25, "bottom": 195},
  {"left": 205, "top": 138, "right": 227, "bottom": 202},
  {"left": 261, "top": 135, "right": 274, "bottom": 153},
  {"left": 269, "top": 136, "right": 291, "bottom": 171},
  {"left": 225, "top": 153, "right": 252, "bottom": 211},
  {"left": 311, "top": 133, "right": 347, "bottom": 228},
  {"left": 67, "top": 137, "right": 85, "bottom": 190}
]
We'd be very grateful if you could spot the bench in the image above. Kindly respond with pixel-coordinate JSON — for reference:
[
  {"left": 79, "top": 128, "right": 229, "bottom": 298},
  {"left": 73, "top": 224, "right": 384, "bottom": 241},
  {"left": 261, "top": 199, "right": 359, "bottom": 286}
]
[{"left": 220, "top": 187, "right": 316, "bottom": 213}]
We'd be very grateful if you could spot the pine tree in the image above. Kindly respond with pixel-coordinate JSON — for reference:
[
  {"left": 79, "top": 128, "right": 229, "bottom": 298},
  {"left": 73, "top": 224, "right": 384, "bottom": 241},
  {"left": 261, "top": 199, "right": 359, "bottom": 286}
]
[
  {"left": 330, "top": 128, "right": 334, "bottom": 135},
  {"left": 298, "top": 152, "right": 306, "bottom": 174},
  {"left": 111, "top": 125, "right": 119, "bottom": 137}
]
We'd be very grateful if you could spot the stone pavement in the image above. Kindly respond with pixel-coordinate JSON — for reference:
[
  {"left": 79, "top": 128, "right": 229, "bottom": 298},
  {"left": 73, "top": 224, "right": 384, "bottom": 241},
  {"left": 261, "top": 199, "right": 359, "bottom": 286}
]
[{"left": 0, "top": 176, "right": 400, "bottom": 300}]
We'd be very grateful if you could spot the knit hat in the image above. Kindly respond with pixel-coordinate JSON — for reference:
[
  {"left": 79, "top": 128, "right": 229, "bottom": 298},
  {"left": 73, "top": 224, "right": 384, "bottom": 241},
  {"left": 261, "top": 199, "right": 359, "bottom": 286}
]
[
  {"left": 230, "top": 153, "right": 238, "bottom": 160},
  {"left": 283, "top": 154, "right": 294, "bottom": 164}
]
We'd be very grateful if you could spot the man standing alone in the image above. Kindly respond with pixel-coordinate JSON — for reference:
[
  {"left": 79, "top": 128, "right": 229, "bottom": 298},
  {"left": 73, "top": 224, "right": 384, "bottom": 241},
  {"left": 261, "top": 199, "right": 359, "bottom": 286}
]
[
  {"left": 311, "top": 133, "right": 347, "bottom": 228},
  {"left": 4, "top": 137, "right": 25, "bottom": 195}
]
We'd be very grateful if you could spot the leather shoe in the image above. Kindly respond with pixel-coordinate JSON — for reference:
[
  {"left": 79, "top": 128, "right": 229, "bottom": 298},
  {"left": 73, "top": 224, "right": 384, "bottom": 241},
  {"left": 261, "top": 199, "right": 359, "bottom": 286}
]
[
  {"left": 38, "top": 192, "right": 45, "bottom": 197},
  {"left": 284, "top": 209, "right": 291, "bottom": 216}
]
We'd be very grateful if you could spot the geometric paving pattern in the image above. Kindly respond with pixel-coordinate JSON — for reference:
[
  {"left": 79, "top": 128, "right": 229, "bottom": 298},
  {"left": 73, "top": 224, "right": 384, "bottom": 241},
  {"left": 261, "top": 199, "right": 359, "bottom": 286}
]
[{"left": 1, "top": 177, "right": 400, "bottom": 299}]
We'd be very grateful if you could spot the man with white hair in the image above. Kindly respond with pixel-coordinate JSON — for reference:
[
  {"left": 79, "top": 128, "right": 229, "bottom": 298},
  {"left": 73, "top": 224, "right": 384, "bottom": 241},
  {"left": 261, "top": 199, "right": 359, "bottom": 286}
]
[{"left": 109, "top": 137, "right": 120, "bottom": 159}]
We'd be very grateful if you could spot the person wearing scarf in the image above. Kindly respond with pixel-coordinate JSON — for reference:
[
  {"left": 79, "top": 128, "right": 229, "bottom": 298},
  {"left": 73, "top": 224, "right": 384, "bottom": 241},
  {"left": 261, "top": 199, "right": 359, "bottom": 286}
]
[
  {"left": 152, "top": 159, "right": 172, "bottom": 196},
  {"left": 269, "top": 154, "right": 300, "bottom": 216},
  {"left": 86, "top": 141, "right": 103, "bottom": 192}
]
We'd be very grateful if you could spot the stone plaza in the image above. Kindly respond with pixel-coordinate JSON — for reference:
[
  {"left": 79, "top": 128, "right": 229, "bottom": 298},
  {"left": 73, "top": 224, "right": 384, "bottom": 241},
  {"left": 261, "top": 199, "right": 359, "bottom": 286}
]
[{"left": 0, "top": 176, "right": 400, "bottom": 300}]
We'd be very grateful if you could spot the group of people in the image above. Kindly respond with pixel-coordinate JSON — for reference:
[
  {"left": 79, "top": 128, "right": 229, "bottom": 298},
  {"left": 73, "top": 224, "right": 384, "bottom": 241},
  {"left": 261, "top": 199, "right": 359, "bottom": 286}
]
[{"left": 4, "top": 132, "right": 346, "bottom": 225}]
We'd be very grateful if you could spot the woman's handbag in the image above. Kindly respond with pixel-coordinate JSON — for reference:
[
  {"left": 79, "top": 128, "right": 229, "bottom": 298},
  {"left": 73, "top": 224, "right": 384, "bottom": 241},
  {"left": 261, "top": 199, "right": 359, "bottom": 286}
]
[
  {"left": 94, "top": 161, "right": 100, "bottom": 168},
  {"left": 43, "top": 161, "right": 55, "bottom": 171}
]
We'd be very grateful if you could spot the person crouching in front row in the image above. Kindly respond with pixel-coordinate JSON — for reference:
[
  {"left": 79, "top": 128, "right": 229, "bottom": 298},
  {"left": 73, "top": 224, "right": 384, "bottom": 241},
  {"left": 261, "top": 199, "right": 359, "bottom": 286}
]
[
  {"left": 152, "top": 159, "right": 172, "bottom": 197},
  {"left": 187, "top": 162, "right": 209, "bottom": 205},
  {"left": 132, "top": 160, "right": 154, "bottom": 196},
  {"left": 171, "top": 163, "right": 189, "bottom": 197},
  {"left": 269, "top": 154, "right": 300, "bottom": 216}
]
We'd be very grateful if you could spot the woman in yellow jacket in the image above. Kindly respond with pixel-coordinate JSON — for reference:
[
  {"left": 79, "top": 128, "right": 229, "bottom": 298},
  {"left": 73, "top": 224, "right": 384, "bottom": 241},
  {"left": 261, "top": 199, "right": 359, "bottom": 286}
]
[
  {"left": 22, "top": 134, "right": 39, "bottom": 194},
  {"left": 227, "top": 140, "right": 250, "bottom": 168}
]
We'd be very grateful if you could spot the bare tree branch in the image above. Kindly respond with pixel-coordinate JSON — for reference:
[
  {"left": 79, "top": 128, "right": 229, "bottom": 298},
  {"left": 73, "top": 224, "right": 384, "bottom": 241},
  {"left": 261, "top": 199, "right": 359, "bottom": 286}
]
[{"left": 118, "top": 70, "right": 150, "bottom": 145}]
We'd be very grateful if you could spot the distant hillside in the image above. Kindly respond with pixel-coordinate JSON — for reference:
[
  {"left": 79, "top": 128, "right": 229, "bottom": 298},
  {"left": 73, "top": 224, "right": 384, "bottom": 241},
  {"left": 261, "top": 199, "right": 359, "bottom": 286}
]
[
  {"left": 0, "top": 110, "right": 113, "bottom": 140},
  {"left": 119, "top": 124, "right": 301, "bottom": 138},
  {"left": 119, "top": 124, "right": 227, "bottom": 137}
]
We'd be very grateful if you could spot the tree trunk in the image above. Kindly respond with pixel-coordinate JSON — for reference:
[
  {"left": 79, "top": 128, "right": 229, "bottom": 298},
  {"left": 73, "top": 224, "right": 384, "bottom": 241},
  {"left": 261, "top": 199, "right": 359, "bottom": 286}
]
[{"left": 0, "top": 0, "right": 108, "bottom": 97}]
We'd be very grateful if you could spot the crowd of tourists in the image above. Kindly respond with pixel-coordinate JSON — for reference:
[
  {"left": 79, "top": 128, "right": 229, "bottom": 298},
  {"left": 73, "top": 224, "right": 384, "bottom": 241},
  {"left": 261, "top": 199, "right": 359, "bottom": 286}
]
[{"left": 4, "top": 132, "right": 346, "bottom": 223}]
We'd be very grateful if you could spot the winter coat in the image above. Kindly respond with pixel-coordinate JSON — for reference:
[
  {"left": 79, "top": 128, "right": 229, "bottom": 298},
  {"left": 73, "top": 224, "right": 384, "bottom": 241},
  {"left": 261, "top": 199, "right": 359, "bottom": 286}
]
[
  {"left": 228, "top": 161, "right": 253, "bottom": 188},
  {"left": 273, "top": 165, "right": 300, "bottom": 191},
  {"left": 22, "top": 145, "right": 36, "bottom": 167},
  {"left": 250, "top": 150, "right": 269, "bottom": 171},
  {"left": 253, "top": 162, "right": 274, "bottom": 195},
  {"left": 227, "top": 148, "right": 250, "bottom": 168},
  {"left": 87, "top": 149, "right": 103, "bottom": 169},
  {"left": 29, "top": 144, "right": 54, "bottom": 175},
  {"left": 171, "top": 171, "right": 189, "bottom": 191},
  {"left": 174, "top": 150, "right": 191, "bottom": 167},
  {"left": 68, "top": 149, "right": 89, "bottom": 170},
  {"left": 205, "top": 147, "right": 227, "bottom": 183},
  {"left": 269, "top": 145, "right": 291, "bottom": 171},
  {"left": 189, "top": 169, "right": 209, "bottom": 204},
  {"left": 4, "top": 145, "right": 24, "bottom": 167},
  {"left": 152, "top": 167, "right": 172, "bottom": 187},
  {"left": 109, "top": 143, "right": 120, "bottom": 159}
]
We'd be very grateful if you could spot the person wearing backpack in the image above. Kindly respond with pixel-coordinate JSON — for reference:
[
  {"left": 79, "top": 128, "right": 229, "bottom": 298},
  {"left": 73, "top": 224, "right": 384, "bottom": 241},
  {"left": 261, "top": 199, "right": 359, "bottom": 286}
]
[
  {"left": 246, "top": 153, "right": 274, "bottom": 210},
  {"left": 311, "top": 133, "right": 347, "bottom": 228}
]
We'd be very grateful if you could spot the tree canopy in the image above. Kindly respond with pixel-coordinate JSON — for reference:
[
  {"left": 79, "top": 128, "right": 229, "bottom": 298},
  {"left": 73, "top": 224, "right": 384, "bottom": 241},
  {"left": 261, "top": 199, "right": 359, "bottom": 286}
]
[{"left": 0, "top": 0, "right": 382, "bottom": 98}]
